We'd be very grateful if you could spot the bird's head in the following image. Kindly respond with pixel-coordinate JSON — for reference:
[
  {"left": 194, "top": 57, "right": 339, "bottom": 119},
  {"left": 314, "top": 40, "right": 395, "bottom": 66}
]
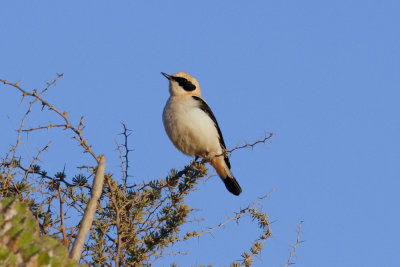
[{"left": 161, "top": 72, "right": 201, "bottom": 97}]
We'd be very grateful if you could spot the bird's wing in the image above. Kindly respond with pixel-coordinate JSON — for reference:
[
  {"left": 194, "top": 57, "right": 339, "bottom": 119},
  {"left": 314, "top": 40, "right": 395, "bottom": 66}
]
[{"left": 192, "top": 96, "right": 231, "bottom": 169}]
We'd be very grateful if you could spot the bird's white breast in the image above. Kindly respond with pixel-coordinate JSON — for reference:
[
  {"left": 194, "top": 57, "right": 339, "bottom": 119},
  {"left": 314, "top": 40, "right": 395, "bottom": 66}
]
[{"left": 163, "top": 96, "right": 222, "bottom": 157}]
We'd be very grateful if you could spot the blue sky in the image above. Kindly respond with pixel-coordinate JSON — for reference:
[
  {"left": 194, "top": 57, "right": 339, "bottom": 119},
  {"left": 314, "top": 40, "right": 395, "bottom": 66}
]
[{"left": 1, "top": 1, "right": 399, "bottom": 266}]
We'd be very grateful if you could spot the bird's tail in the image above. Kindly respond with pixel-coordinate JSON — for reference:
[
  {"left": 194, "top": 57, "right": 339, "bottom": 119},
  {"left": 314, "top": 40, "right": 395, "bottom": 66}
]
[
  {"left": 222, "top": 175, "right": 242, "bottom": 196},
  {"left": 210, "top": 156, "right": 242, "bottom": 196}
]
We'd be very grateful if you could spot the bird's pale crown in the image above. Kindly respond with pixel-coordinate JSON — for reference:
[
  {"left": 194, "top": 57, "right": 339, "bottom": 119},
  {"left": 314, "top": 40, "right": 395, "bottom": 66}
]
[{"left": 162, "top": 71, "right": 202, "bottom": 97}]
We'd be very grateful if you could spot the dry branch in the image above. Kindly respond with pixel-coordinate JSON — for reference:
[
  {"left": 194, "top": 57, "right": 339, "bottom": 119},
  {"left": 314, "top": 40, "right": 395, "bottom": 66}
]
[
  {"left": 282, "top": 221, "right": 304, "bottom": 267},
  {"left": 70, "top": 155, "right": 106, "bottom": 261}
]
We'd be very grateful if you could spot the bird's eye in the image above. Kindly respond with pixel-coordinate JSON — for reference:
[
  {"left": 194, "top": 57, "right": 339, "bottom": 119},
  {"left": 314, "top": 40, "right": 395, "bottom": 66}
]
[{"left": 173, "top": 77, "right": 196, "bottom": 91}]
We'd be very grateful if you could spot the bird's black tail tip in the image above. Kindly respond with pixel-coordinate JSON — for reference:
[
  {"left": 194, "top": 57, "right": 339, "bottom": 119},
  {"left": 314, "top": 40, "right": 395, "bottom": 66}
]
[{"left": 223, "top": 176, "right": 242, "bottom": 196}]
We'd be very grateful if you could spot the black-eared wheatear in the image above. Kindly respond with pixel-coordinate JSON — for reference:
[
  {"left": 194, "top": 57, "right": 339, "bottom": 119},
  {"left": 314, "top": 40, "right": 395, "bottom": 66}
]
[{"left": 162, "top": 72, "right": 242, "bottom": 196}]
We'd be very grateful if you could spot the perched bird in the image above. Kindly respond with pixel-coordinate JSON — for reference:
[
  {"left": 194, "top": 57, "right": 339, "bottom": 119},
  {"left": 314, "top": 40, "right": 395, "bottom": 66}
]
[{"left": 162, "top": 71, "right": 242, "bottom": 196}]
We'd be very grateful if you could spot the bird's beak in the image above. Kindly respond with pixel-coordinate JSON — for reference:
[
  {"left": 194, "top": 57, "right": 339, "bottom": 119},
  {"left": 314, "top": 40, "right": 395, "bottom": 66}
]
[{"left": 161, "top": 72, "right": 171, "bottom": 79}]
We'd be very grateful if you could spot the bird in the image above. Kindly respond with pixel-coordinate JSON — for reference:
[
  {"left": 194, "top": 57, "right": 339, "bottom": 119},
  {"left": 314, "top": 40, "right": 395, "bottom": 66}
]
[{"left": 161, "top": 71, "right": 242, "bottom": 196}]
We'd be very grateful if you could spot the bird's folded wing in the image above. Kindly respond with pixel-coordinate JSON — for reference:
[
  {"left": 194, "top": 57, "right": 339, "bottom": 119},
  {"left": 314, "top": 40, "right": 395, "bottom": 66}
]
[{"left": 191, "top": 96, "right": 231, "bottom": 169}]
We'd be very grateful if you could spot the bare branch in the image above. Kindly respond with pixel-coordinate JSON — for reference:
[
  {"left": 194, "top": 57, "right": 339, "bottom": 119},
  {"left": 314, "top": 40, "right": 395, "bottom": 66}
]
[
  {"left": 228, "top": 132, "right": 274, "bottom": 154},
  {"left": 178, "top": 190, "right": 275, "bottom": 243},
  {"left": 282, "top": 221, "right": 304, "bottom": 267},
  {"left": 1, "top": 75, "right": 98, "bottom": 161},
  {"left": 116, "top": 122, "right": 133, "bottom": 192},
  {"left": 70, "top": 155, "right": 106, "bottom": 261},
  {"left": 58, "top": 184, "right": 69, "bottom": 248},
  {"left": 206, "top": 132, "right": 274, "bottom": 164},
  {"left": 21, "top": 141, "right": 51, "bottom": 183}
]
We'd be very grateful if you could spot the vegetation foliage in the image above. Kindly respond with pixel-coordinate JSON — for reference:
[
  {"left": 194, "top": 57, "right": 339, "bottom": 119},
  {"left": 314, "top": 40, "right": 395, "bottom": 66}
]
[{"left": 0, "top": 74, "right": 301, "bottom": 266}]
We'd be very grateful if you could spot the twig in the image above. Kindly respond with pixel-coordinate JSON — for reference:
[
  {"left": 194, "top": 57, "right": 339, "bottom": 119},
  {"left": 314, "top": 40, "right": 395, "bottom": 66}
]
[
  {"left": 177, "top": 190, "right": 275, "bottom": 243},
  {"left": 1, "top": 75, "right": 98, "bottom": 160},
  {"left": 228, "top": 132, "right": 274, "bottom": 154},
  {"left": 119, "top": 122, "right": 132, "bottom": 192},
  {"left": 21, "top": 141, "right": 51, "bottom": 183},
  {"left": 204, "top": 132, "right": 274, "bottom": 163},
  {"left": 282, "top": 221, "right": 304, "bottom": 267},
  {"left": 58, "top": 184, "right": 69, "bottom": 247}
]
